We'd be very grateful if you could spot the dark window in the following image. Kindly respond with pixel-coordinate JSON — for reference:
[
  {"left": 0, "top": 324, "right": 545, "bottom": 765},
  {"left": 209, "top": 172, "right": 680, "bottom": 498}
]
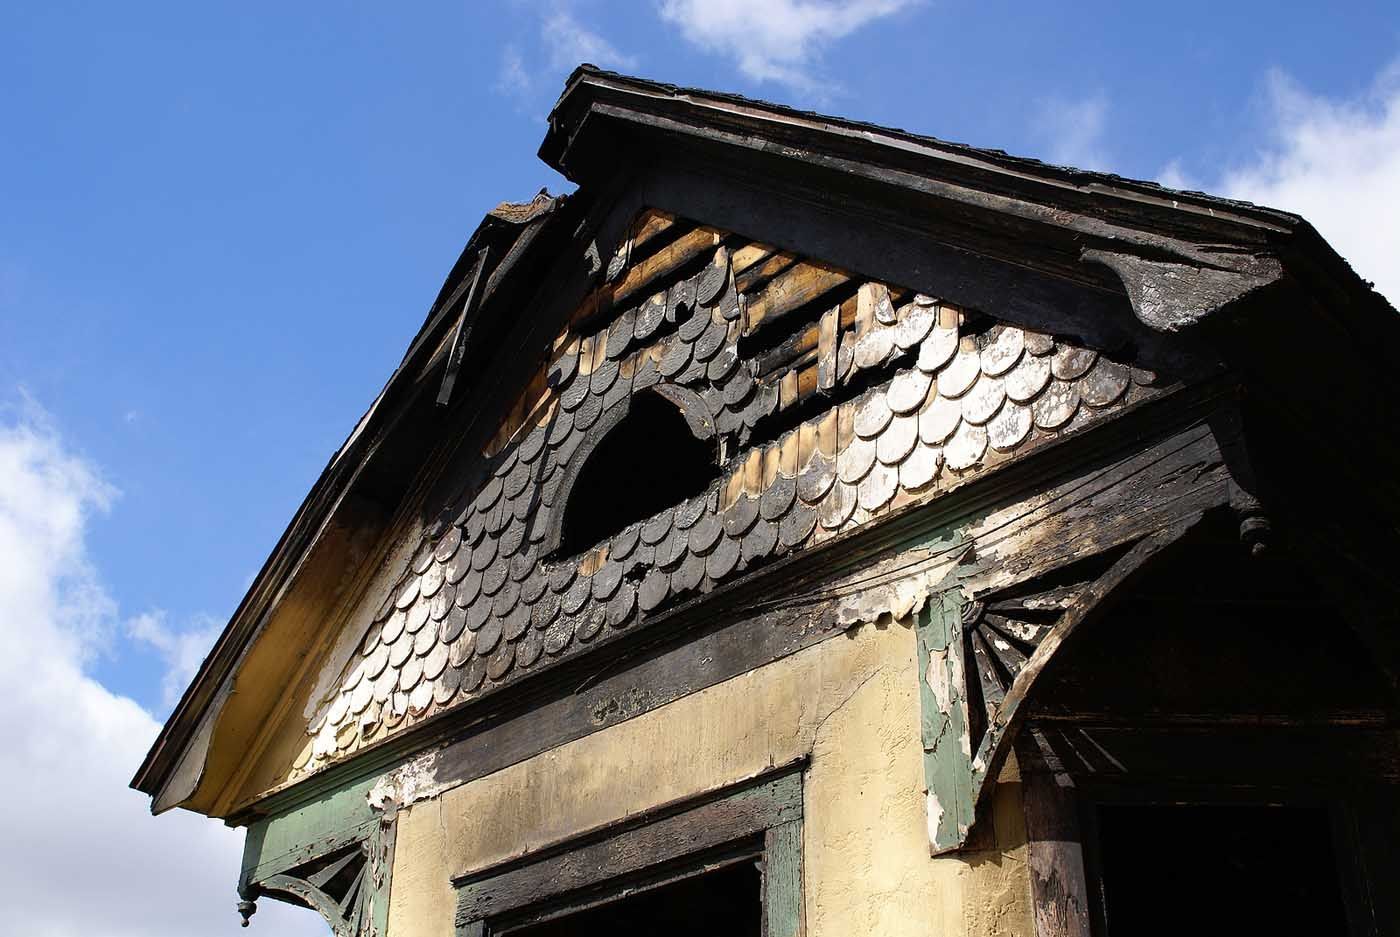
[
  {"left": 558, "top": 392, "right": 717, "bottom": 556},
  {"left": 501, "top": 861, "right": 760, "bottom": 937},
  {"left": 1094, "top": 803, "right": 1348, "bottom": 937}
]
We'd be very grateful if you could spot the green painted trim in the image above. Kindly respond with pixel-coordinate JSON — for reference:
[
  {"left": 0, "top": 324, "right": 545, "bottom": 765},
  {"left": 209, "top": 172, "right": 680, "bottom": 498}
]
[
  {"left": 239, "top": 769, "right": 397, "bottom": 936},
  {"left": 916, "top": 584, "right": 975, "bottom": 854},
  {"left": 764, "top": 818, "right": 804, "bottom": 937},
  {"left": 453, "top": 768, "right": 804, "bottom": 935},
  {"left": 241, "top": 774, "right": 380, "bottom": 886}
]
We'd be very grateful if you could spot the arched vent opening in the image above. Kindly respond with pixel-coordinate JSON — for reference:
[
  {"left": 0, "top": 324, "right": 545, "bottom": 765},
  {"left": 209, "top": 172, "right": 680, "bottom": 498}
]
[{"left": 557, "top": 393, "right": 719, "bottom": 557}]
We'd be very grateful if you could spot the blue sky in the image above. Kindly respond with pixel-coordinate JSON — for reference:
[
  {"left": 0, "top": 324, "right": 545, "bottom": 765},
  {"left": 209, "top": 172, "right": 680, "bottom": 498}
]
[{"left": 2, "top": 2, "right": 1397, "bottom": 934}]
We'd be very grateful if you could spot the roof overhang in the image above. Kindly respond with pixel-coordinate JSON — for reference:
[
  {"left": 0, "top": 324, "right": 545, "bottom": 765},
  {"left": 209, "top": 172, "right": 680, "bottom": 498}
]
[{"left": 541, "top": 67, "right": 1394, "bottom": 339}]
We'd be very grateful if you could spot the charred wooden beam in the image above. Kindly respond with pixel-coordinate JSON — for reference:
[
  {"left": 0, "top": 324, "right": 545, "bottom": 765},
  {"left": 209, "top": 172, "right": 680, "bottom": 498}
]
[
  {"left": 743, "top": 260, "right": 849, "bottom": 336},
  {"left": 437, "top": 248, "right": 489, "bottom": 406}
]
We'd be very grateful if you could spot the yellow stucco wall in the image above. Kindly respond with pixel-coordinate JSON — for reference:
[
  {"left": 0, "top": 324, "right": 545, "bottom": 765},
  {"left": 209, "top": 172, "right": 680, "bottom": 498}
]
[{"left": 386, "top": 616, "right": 1032, "bottom": 937}]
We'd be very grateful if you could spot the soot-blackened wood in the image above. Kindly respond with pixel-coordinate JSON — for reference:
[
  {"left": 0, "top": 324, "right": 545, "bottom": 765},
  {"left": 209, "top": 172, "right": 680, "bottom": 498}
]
[
  {"left": 438, "top": 248, "right": 490, "bottom": 406},
  {"left": 966, "top": 518, "right": 1201, "bottom": 805},
  {"left": 1039, "top": 726, "right": 1400, "bottom": 784},
  {"left": 629, "top": 209, "right": 676, "bottom": 253},
  {"left": 575, "top": 226, "right": 721, "bottom": 324},
  {"left": 1017, "top": 734, "right": 1091, "bottom": 937},
  {"left": 734, "top": 250, "right": 797, "bottom": 294},
  {"left": 632, "top": 164, "right": 1197, "bottom": 376},
  {"left": 431, "top": 596, "right": 834, "bottom": 793}
]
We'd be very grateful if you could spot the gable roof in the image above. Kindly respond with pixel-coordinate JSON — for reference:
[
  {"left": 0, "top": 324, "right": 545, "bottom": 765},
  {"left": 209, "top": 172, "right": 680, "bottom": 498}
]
[{"left": 133, "top": 65, "right": 1395, "bottom": 810}]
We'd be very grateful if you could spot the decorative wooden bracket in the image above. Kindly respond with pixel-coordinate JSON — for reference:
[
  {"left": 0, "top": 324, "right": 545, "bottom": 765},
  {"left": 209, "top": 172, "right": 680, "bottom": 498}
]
[
  {"left": 917, "top": 518, "right": 1198, "bottom": 854},
  {"left": 240, "top": 814, "right": 397, "bottom": 936}
]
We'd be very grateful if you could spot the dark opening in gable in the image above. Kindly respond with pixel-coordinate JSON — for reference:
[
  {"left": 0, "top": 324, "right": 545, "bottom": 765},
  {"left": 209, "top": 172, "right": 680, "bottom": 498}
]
[{"left": 557, "top": 392, "right": 718, "bottom": 557}]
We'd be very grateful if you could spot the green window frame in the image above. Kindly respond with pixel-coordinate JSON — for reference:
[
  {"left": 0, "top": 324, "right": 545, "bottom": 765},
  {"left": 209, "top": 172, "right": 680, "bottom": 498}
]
[{"left": 453, "top": 766, "right": 804, "bottom": 937}]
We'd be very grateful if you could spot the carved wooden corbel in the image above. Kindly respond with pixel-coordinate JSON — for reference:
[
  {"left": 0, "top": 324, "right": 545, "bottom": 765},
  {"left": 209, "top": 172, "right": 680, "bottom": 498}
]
[
  {"left": 917, "top": 518, "right": 1199, "bottom": 854},
  {"left": 239, "top": 813, "right": 397, "bottom": 936}
]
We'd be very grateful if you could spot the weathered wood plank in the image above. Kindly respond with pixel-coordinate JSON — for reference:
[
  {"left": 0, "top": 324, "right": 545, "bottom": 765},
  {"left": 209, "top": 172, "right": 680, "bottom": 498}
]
[
  {"left": 614, "top": 226, "right": 721, "bottom": 304},
  {"left": 731, "top": 242, "right": 779, "bottom": 277},
  {"left": 744, "top": 261, "right": 849, "bottom": 335},
  {"left": 917, "top": 588, "right": 975, "bottom": 853},
  {"left": 756, "top": 322, "right": 820, "bottom": 377},
  {"left": 573, "top": 226, "right": 722, "bottom": 325},
  {"left": 764, "top": 819, "right": 804, "bottom": 937},
  {"left": 430, "top": 596, "right": 834, "bottom": 796},
  {"left": 817, "top": 305, "right": 839, "bottom": 391},
  {"left": 1018, "top": 734, "right": 1091, "bottom": 937},
  {"left": 630, "top": 209, "right": 675, "bottom": 251},
  {"left": 735, "top": 250, "right": 797, "bottom": 293}
]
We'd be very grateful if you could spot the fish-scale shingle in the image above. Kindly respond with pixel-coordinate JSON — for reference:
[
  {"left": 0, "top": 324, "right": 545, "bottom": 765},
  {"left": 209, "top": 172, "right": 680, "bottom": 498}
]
[{"left": 292, "top": 211, "right": 1161, "bottom": 777}]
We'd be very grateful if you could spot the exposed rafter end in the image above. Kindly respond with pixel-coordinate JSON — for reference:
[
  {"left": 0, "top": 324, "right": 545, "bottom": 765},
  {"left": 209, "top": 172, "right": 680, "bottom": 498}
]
[{"left": 1082, "top": 247, "right": 1283, "bottom": 333}]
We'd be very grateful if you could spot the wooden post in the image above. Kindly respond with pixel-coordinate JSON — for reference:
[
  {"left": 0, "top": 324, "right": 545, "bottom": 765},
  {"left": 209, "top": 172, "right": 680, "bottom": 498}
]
[{"left": 1017, "top": 732, "right": 1092, "bottom": 937}]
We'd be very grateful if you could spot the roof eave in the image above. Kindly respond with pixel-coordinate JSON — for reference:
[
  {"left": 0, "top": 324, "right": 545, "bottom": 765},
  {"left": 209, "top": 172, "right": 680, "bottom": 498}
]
[
  {"left": 542, "top": 66, "right": 1301, "bottom": 240},
  {"left": 543, "top": 67, "right": 1393, "bottom": 335},
  {"left": 131, "top": 195, "right": 570, "bottom": 800}
]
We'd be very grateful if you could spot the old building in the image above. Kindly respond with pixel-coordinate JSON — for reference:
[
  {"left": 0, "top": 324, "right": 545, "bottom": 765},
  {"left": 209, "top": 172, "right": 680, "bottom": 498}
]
[{"left": 133, "top": 68, "right": 1400, "bottom": 937}]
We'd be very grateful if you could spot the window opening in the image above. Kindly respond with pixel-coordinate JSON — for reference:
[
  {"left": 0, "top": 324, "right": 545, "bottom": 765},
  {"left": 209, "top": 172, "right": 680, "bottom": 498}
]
[
  {"left": 557, "top": 392, "right": 718, "bottom": 556},
  {"left": 1093, "top": 803, "right": 1348, "bottom": 937},
  {"left": 501, "top": 860, "right": 760, "bottom": 937}
]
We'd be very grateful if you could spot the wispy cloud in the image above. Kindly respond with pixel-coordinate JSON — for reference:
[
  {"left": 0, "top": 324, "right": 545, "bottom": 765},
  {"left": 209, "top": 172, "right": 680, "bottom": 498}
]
[
  {"left": 656, "top": 0, "right": 915, "bottom": 94},
  {"left": 1157, "top": 62, "right": 1400, "bottom": 305},
  {"left": 0, "top": 394, "right": 327, "bottom": 936},
  {"left": 128, "top": 609, "right": 224, "bottom": 711},
  {"left": 542, "top": 6, "right": 636, "bottom": 71},
  {"left": 497, "top": 44, "right": 535, "bottom": 100},
  {"left": 1155, "top": 158, "right": 1196, "bottom": 192},
  {"left": 1032, "top": 92, "right": 1111, "bottom": 171},
  {"left": 1219, "top": 64, "right": 1400, "bottom": 303},
  {"left": 497, "top": 1, "right": 637, "bottom": 104}
]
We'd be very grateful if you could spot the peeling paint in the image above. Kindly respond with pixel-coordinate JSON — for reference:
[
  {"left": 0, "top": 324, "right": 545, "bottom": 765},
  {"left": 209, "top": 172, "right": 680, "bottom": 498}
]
[
  {"left": 925, "top": 791, "right": 944, "bottom": 846},
  {"left": 927, "top": 647, "right": 951, "bottom": 713},
  {"left": 367, "top": 749, "right": 442, "bottom": 814}
]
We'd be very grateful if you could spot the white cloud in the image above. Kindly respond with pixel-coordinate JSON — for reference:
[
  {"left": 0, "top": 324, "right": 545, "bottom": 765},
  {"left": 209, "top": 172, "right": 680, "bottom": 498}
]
[
  {"left": 128, "top": 610, "right": 224, "bottom": 710},
  {"left": 0, "top": 396, "right": 327, "bottom": 937},
  {"left": 497, "top": 2, "right": 636, "bottom": 103},
  {"left": 1216, "top": 65, "right": 1400, "bottom": 304},
  {"left": 1033, "top": 92, "right": 1111, "bottom": 171},
  {"left": 1155, "top": 158, "right": 1197, "bottom": 192},
  {"left": 497, "top": 44, "right": 535, "bottom": 99},
  {"left": 542, "top": 6, "right": 636, "bottom": 71},
  {"left": 657, "top": 0, "right": 915, "bottom": 92}
]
